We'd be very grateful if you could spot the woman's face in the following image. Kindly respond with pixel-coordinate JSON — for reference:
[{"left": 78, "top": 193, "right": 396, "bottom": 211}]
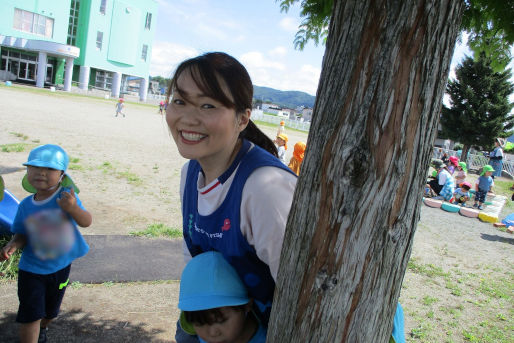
[{"left": 166, "top": 71, "right": 249, "bottom": 171}]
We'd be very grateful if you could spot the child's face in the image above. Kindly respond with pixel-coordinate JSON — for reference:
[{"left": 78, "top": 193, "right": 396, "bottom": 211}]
[
  {"left": 192, "top": 305, "right": 251, "bottom": 343},
  {"left": 276, "top": 137, "right": 285, "bottom": 146},
  {"left": 485, "top": 171, "right": 493, "bottom": 177},
  {"left": 27, "top": 166, "right": 62, "bottom": 192}
]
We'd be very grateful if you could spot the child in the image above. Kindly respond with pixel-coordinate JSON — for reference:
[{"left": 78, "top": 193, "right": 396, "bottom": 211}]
[
  {"left": 115, "top": 98, "right": 125, "bottom": 117},
  {"left": 474, "top": 165, "right": 495, "bottom": 210},
  {"left": 0, "top": 144, "right": 91, "bottom": 343},
  {"left": 165, "top": 52, "right": 297, "bottom": 342},
  {"left": 159, "top": 100, "right": 165, "bottom": 115},
  {"left": 276, "top": 120, "right": 285, "bottom": 136},
  {"left": 454, "top": 161, "right": 467, "bottom": 185},
  {"left": 441, "top": 152, "right": 449, "bottom": 165},
  {"left": 288, "top": 141, "right": 306, "bottom": 175},
  {"left": 453, "top": 181, "right": 471, "bottom": 207},
  {"left": 178, "top": 251, "right": 266, "bottom": 343},
  {"left": 427, "top": 159, "right": 454, "bottom": 200},
  {"left": 447, "top": 156, "right": 459, "bottom": 174},
  {"left": 275, "top": 133, "right": 288, "bottom": 164}
]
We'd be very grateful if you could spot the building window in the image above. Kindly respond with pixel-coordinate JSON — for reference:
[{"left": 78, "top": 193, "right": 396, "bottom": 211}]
[
  {"left": 141, "top": 45, "right": 148, "bottom": 61},
  {"left": 13, "top": 8, "right": 54, "bottom": 38},
  {"left": 100, "top": 0, "right": 107, "bottom": 14},
  {"left": 95, "top": 70, "right": 113, "bottom": 90},
  {"left": 67, "top": 0, "right": 80, "bottom": 45},
  {"left": 145, "top": 12, "right": 152, "bottom": 29},
  {"left": 96, "top": 31, "right": 103, "bottom": 50}
]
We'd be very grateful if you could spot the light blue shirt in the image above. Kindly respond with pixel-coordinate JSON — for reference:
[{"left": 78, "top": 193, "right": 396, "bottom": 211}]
[{"left": 11, "top": 187, "right": 89, "bottom": 274}]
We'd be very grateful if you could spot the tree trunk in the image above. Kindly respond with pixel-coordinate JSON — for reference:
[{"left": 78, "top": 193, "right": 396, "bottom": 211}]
[
  {"left": 267, "top": 1, "right": 463, "bottom": 342},
  {"left": 462, "top": 144, "right": 470, "bottom": 165}
]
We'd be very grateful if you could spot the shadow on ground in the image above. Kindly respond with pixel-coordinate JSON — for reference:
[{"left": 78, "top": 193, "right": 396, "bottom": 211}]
[
  {"left": 480, "top": 233, "right": 514, "bottom": 245},
  {"left": 0, "top": 309, "right": 169, "bottom": 343},
  {"left": 0, "top": 166, "right": 24, "bottom": 175}
]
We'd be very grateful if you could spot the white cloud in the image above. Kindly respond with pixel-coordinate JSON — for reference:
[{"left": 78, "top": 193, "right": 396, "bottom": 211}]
[
  {"left": 268, "top": 46, "right": 287, "bottom": 58},
  {"left": 240, "top": 51, "right": 285, "bottom": 70},
  {"left": 279, "top": 17, "right": 299, "bottom": 33},
  {"left": 279, "top": 64, "right": 320, "bottom": 95},
  {"left": 149, "top": 41, "right": 198, "bottom": 77},
  {"left": 241, "top": 50, "right": 320, "bottom": 95}
]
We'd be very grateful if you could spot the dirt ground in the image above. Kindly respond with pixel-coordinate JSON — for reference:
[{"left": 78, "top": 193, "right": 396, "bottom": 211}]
[{"left": 0, "top": 85, "right": 513, "bottom": 342}]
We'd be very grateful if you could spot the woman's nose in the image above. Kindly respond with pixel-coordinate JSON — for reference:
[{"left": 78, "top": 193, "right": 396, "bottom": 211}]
[{"left": 181, "top": 107, "right": 202, "bottom": 123}]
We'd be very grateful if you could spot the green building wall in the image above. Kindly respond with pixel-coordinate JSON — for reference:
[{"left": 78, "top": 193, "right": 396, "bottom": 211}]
[
  {"left": 73, "top": 0, "right": 157, "bottom": 79},
  {"left": 0, "top": 0, "right": 70, "bottom": 44}
]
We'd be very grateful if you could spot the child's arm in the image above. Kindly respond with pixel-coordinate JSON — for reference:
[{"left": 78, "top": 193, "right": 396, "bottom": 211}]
[
  {"left": 57, "top": 188, "right": 93, "bottom": 227},
  {"left": 0, "top": 234, "right": 26, "bottom": 261}
]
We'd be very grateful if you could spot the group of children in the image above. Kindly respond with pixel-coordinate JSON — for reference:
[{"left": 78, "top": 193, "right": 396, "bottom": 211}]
[
  {"left": 1, "top": 52, "right": 405, "bottom": 343},
  {"left": 425, "top": 156, "right": 495, "bottom": 210}
]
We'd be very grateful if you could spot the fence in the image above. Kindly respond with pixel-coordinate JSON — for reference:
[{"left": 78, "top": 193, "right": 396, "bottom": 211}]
[
  {"left": 251, "top": 109, "right": 311, "bottom": 132},
  {"left": 433, "top": 148, "right": 514, "bottom": 176}
]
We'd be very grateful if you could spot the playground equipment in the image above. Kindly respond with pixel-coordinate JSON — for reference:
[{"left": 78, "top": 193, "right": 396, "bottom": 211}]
[{"left": 0, "top": 189, "right": 19, "bottom": 235}]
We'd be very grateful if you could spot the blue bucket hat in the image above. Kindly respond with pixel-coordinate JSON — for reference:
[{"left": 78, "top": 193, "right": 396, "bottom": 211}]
[
  {"left": 179, "top": 251, "right": 249, "bottom": 312},
  {"left": 22, "top": 144, "right": 79, "bottom": 193}
]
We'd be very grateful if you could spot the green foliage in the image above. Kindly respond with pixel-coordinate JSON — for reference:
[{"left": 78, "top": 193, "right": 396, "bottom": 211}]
[
  {"left": 149, "top": 75, "right": 170, "bottom": 89},
  {"left": 440, "top": 55, "right": 514, "bottom": 151},
  {"left": 254, "top": 85, "right": 315, "bottom": 108},
  {"left": 1, "top": 143, "right": 29, "bottom": 152},
  {"left": 129, "top": 223, "right": 182, "bottom": 239},
  {"left": 279, "top": 0, "right": 332, "bottom": 50},
  {"left": 9, "top": 132, "right": 28, "bottom": 140},
  {"left": 278, "top": 0, "right": 513, "bottom": 69},
  {"left": 462, "top": 0, "right": 514, "bottom": 71},
  {"left": 504, "top": 141, "right": 514, "bottom": 153},
  {"left": 0, "top": 236, "right": 21, "bottom": 280}
]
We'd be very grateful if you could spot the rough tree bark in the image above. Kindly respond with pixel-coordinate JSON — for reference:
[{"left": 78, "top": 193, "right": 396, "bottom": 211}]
[{"left": 267, "top": 1, "right": 464, "bottom": 342}]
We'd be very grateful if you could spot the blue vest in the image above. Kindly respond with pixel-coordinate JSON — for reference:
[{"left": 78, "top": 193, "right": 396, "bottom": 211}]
[{"left": 182, "top": 139, "right": 296, "bottom": 325}]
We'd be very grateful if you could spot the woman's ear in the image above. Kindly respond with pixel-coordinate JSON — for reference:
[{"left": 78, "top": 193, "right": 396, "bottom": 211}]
[{"left": 238, "top": 109, "right": 251, "bottom": 131}]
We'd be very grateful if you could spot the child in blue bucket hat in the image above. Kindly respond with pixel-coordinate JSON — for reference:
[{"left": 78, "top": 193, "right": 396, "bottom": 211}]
[
  {"left": 178, "top": 251, "right": 267, "bottom": 343},
  {"left": 0, "top": 144, "right": 92, "bottom": 343}
]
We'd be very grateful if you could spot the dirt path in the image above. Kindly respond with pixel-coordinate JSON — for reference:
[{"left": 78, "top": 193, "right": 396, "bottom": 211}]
[{"left": 1, "top": 85, "right": 512, "bottom": 342}]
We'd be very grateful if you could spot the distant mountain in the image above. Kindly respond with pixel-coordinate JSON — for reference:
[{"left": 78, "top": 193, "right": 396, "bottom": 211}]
[{"left": 253, "top": 85, "right": 315, "bottom": 109}]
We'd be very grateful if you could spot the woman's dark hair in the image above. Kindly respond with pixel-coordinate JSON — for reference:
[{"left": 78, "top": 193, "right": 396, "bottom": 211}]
[
  {"left": 167, "top": 52, "right": 277, "bottom": 157},
  {"left": 184, "top": 305, "right": 245, "bottom": 326}
]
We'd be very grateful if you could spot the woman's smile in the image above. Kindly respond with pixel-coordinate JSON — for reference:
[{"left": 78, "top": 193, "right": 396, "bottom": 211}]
[{"left": 180, "top": 130, "right": 207, "bottom": 143}]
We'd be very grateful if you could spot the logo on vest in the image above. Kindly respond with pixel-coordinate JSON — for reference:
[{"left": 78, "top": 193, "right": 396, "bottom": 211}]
[
  {"left": 222, "top": 218, "right": 231, "bottom": 231},
  {"left": 194, "top": 223, "right": 223, "bottom": 239}
]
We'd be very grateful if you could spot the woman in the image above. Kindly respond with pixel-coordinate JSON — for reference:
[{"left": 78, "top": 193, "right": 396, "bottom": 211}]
[
  {"left": 489, "top": 138, "right": 505, "bottom": 178},
  {"left": 165, "top": 52, "right": 297, "bottom": 342}
]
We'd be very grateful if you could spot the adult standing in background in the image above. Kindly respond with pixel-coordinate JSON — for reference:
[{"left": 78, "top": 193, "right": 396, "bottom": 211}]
[{"left": 489, "top": 138, "right": 505, "bottom": 178}]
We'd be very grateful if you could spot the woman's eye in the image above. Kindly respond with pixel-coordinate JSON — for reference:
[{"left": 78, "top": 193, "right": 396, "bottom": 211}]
[{"left": 201, "top": 104, "right": 215, "bottom": 109}]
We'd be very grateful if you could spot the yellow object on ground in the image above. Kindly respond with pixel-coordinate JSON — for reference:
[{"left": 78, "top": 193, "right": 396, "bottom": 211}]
[{"left": 478, "top": 212, "right": 498, "bottom": 223}]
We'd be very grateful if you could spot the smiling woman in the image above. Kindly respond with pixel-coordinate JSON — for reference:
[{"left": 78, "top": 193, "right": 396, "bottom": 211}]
[{"left": 164, "top": 52, "right": 298, "bottom": 343}]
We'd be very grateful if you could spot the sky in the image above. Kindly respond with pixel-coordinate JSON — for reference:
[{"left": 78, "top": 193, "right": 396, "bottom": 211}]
[
  {"left": 150, "top": 0, "right": 325, "bottom": 95},
  {"left": 150, "top": 0, "right": 512, "bottom": 98}
]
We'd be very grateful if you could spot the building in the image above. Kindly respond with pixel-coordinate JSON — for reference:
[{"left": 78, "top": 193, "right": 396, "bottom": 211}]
[{"left": 0, "top": 0, "right": 157, "bottom": 101}]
